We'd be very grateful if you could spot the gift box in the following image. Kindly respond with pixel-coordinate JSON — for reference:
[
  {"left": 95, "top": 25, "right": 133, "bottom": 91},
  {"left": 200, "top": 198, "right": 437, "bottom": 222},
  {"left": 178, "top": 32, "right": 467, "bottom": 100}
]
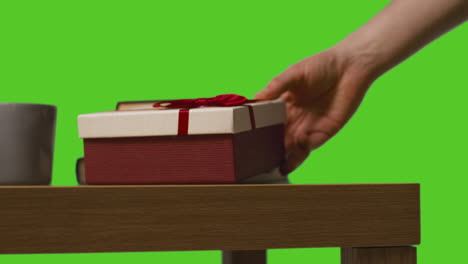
[{"left": 77, "top": 94, "right": 286, "bottom": 184}]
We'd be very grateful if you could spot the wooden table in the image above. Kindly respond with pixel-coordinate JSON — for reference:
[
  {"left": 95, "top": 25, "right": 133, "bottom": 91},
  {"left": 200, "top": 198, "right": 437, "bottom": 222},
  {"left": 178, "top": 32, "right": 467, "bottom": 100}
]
[{"left": 0, "top": 184, "right": 420, "bottom": 264}]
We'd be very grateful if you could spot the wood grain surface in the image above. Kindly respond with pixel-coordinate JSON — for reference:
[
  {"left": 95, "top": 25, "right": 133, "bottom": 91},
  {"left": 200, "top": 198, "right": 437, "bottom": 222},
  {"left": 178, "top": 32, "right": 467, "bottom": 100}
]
[
  {"left": 223, "top": 250, "right": 267, "bottom": 264},
  {"left": 0, "top": 184, "right": 420, "bottom": 254},
  {"left": 341, "top": 247, "right": 417, "bottom": 264}
]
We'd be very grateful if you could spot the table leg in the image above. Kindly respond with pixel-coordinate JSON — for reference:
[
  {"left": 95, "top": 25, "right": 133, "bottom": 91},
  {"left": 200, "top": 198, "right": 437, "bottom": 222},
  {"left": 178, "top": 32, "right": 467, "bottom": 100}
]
[
  {"left": 222, "top": 250, "right": 267, "bottom": 264},
  {"left": 341, "top": 247, "right": 416, "bottom": 264}
]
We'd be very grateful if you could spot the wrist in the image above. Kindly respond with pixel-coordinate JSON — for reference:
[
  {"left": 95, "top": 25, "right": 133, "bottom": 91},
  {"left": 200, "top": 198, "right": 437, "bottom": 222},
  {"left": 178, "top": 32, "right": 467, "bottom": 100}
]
[{"left": 332, "top": 36, "right": 386, "bottom": 82}]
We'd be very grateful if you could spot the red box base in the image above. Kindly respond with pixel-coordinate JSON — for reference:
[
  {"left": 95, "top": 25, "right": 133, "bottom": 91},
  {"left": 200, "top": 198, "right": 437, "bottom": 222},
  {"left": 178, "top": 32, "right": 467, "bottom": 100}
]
[{"left": 83, "top": 125, "right": 284, "bottom": 184}]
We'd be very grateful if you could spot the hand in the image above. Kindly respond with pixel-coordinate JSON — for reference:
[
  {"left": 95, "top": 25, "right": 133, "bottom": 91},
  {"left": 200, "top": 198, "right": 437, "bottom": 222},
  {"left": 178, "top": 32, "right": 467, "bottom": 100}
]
[
  {"left": 255, "top": 0, "right": 468, "bottom": 174},
  {"left": 255, "top": 48, "right": 375, "bottom": 174}
]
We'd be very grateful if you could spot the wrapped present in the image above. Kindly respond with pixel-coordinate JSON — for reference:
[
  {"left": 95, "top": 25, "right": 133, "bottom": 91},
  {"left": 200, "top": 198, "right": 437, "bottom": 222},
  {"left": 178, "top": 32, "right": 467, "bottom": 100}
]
[{"left": 77, "top": 94, "right": 286, "bottom": 184}]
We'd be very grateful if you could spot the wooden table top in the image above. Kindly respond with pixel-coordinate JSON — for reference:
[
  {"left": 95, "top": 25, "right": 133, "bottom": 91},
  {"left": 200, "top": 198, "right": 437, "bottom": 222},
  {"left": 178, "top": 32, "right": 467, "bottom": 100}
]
[{"left": 0, "top": 184, "right": 420, "bottom": 254}]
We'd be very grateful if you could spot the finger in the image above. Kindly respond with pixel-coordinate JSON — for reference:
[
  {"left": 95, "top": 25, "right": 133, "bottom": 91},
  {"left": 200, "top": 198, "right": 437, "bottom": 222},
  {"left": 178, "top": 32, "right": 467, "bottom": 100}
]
[
  {"left": 279, "top": 91, "right": 293, "bottom": 102},
  {"left": 283, "top": 106, "right": 299, "bottom": 152},
  {"left": 280, "top": 144, "right": 311, "bottom": 175},
  {"left": 281, "top": 130, "right": 313, "bottom": 175},
  {"left": 255, "top": 66, "right": 302, "bottom": 100}
]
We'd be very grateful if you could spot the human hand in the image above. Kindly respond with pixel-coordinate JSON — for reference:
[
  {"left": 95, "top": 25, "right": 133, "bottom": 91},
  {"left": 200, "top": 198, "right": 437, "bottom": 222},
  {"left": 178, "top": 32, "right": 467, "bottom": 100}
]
[
  {"left": 255, "top": 0, "right": 468, "bottom": 174},
  {"left": 255, "top": 48, "right": 375, "bottom": 174}
]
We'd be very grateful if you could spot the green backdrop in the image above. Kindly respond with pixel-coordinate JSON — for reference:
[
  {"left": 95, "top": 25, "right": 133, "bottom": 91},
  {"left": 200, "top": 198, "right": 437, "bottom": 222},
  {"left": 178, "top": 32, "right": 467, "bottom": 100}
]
[{"left": 1, "top": 0, "right": 466, "bottom": 263}]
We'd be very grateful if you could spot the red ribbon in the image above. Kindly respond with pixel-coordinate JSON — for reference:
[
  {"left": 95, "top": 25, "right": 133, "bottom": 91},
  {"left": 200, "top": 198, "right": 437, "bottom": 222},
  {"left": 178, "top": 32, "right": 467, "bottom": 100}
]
[
  {"left": 153, "top": 94, "right": 254, "bottom": 108},
  {"left": 153, "top": 94, "right": 257, "bottom": 135}
]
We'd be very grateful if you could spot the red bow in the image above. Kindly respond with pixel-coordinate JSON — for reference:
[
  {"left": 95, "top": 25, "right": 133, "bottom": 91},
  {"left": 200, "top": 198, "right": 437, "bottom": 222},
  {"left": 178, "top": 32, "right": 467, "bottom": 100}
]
[
  {"left": 153, "top": 94, "right": 254, "bottom": 108},
  {"left": 153, "top": 94, "right": 257, "bottom": 136}
]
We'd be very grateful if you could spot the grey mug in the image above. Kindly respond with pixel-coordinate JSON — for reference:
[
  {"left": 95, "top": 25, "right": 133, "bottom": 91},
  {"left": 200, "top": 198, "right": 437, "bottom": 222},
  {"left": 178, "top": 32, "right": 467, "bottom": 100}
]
[{"left": 0, "top": 103, "right": 57, "bottom": 185}]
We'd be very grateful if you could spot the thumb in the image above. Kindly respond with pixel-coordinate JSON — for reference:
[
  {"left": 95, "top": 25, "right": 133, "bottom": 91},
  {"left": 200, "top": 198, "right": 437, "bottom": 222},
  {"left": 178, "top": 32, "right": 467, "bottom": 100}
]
[{"left": 255, "top": 65, "right": 302, "bottom": 100}]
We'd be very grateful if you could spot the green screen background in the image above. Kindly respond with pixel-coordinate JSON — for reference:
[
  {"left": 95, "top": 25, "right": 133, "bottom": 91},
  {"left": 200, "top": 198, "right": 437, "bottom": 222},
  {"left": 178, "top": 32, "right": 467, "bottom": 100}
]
[{"left": 1, "top": 0, "right": 466, "bottom": 263}]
